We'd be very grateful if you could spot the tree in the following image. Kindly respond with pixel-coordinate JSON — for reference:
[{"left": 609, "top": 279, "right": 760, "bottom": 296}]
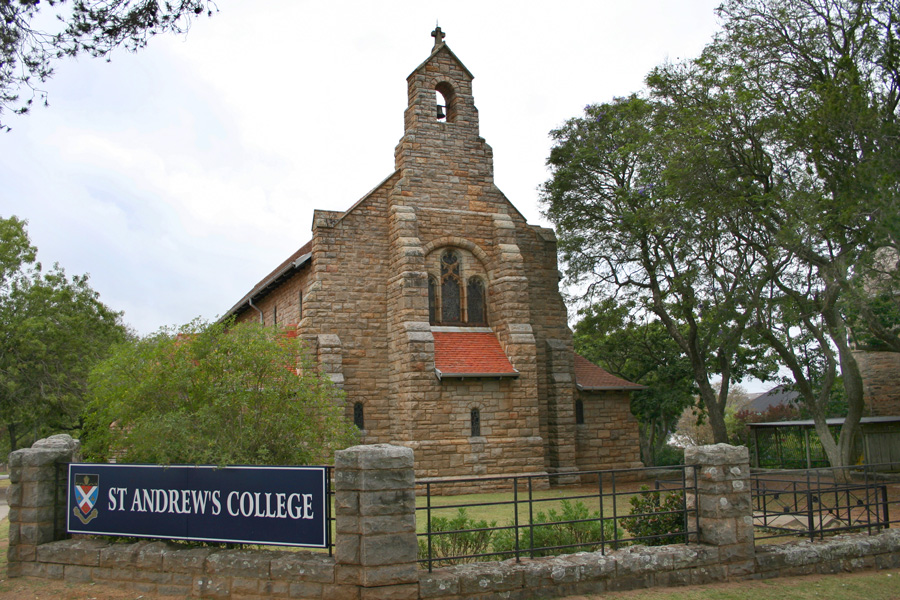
[
  {"left": 542, "top": 95, "right": 777, "bottom": 444},
  {"left": 646, "top": 0, "right": 900, "bottom": 469},
  {"left": 573, "top": 298, "right": 695, "bottom": 466},
  {"left": 545, "top": 0, "right": 899, "bottom": 469},
  {"left": 0, "top": 215, "right": 126, "bottom": 450},
  {"left": 82, "top": 319, "right": 358, "bottom": 465},
  {"left": 0, "top": 0, "right": 215, "bottom": 130}
]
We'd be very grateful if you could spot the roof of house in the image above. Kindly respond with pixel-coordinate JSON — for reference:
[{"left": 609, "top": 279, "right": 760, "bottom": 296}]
[
  {"left": 223, "top": 240, "right": 312, "bottom": 320},
  {"left": 432, "top": 330, "right": 519, "bottom": 379},
  {"left": 747, "top": 384, "right": 800, "bottom": 413},
  {"left": 573, "top": 354, "right": 645, "bottom": 391}
]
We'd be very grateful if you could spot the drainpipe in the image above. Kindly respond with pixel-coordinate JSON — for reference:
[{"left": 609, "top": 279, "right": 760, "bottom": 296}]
[{"left": 248, "top": 297, "right": 264, "bottom": 324}]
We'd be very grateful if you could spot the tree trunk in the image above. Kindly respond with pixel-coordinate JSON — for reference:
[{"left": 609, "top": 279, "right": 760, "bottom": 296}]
[
  {"left": 639, "top": 422, "right": 655, "bottom": 466},
  {"left": 7, "top": 422, "right": 18, "bottom": 452},
  {"left": 696, "top": 379, "right": 729, "bottom": 444}
]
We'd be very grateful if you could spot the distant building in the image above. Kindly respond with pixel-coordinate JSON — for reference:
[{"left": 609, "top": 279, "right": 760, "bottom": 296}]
[
  {"left": 747, "top": 385, "right": 800, "bottom": 414},
  {"left": 221, "top": 29, "right": 643, "bottom": 480}
]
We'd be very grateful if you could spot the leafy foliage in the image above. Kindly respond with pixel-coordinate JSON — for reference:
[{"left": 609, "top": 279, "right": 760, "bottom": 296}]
[
  {"left": 492, "top": 500, "right": 623, "bottom": 557},
  {"left": 543, "top": 94, "right": 777, "bottom": 444},
  {"left": 543, "top": 0, "right": 899, "bottom": 467},
  {"left": 0, "top": 0, "right": 216, "bottom": 129},
  {"left": 82, "top": 319, "right": 357, "bottom": 465},
  {"left": 621, "top": 487, "right": 687, "bottom": 546},
  {"left": 0, "top": 215, "right": 126, "bottom": 450},
  {"left": 418, "top": 509, "right": 496, "bottom": 565}
]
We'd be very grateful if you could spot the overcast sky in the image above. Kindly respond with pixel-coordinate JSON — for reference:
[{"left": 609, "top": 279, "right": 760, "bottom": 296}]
[{"left": 1, "top": 1, "right": 724, "bottom": 338}]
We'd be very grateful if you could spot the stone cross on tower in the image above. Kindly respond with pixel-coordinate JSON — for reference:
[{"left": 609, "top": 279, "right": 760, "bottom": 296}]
[{"left": 431, "top": 26, "right": 445, "bottom": 49}]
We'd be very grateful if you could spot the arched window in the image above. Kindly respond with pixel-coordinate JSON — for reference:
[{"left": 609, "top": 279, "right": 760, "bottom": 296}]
[
  {"left": 575, "top": 399, "right": 585, "bottom": 425},
  {"left": 428, "top": 247, "right": 488, "bottom": 327},
  {"left": 467, "top": 277, "right": 486, "bottom": 325},
  {"left": 440, "top": 251, "right": 462, "bottom": 323},
  {"left": 470, "top": 408, "right": 481, "bottom": 437},
  {"left": 353, "top": 402, "right": 365, "bottom": 430}
]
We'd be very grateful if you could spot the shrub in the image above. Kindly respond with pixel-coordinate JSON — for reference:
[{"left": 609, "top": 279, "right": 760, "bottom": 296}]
[
  {"left": 653, "top": 444, "right": 684, "bottom": 466},
  {"left": 83, "top": 320, "right": 357, "bottom": 465},
  {"left": 418, "top": 508, "right": 496, "bottom": 565},
  {"left": 492, "top": 500, "right": 623, "bottom": 558},
  {"left": 620, "top": 486, "right": 687, "bottom": 545}
]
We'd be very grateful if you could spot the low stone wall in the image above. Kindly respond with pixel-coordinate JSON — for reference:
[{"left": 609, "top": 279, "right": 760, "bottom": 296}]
[
  {"left": 419, "top": 530, "right": 900, "bottom": 599},
  {"left": 8, "top": 438, "right": 900, "bottom": 599},
  {"left": 29, "top": 540, "right": 336, "bottom": 598}
]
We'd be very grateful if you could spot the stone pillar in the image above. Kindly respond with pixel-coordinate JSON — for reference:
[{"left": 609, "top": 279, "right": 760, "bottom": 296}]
[
  {"left": 685, "top": 443, "right": 754, "bottom": 563},
  {"left": 334, "top": 444, "right": 418, "bottom": 600},
  {"left": 7, "top": 434, "right": 80, "bottom": 577}
]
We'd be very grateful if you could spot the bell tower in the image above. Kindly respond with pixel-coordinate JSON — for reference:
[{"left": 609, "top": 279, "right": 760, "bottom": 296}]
[{"left": 393, "top": 26, "right": 495, "bottom": 191}]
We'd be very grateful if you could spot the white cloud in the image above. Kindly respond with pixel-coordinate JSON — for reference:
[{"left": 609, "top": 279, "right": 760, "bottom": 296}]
[{"left": 0, "top": 0, "right": 723, "bottom": 334}]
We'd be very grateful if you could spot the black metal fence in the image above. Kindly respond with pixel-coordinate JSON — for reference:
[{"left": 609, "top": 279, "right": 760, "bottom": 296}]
[
  {"left": 415, "top": 465, "right": 698, "bottom": 572},
  {"left": 751, "top": 463, "right": 900, "bottom": 542}
]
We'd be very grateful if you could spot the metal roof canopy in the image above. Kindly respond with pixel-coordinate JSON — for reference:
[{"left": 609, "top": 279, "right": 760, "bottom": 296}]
[{"left": 748, "top": 416, "right": 900, "bottom": 429}]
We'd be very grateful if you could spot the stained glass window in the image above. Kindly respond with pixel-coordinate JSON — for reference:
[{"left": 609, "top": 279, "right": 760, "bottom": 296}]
[
  {"left": 467, "top": 277, "right": 486, "bottom": 325},
  {"left": 441, "top": 251, "right": 462, "bottom": 323},
  {"left": 428, "top": 276, "right": 438, "bottom": 325}
]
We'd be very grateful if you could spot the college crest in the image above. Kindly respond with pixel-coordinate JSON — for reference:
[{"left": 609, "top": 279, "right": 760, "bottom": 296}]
[{"left": 73, "top": 473, "right": 99, "bottom": 525}]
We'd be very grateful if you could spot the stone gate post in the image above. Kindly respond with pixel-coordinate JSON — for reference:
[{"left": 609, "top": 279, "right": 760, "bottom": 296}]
[
  {"left": 334, "top": 444, "right": 418, "bottom": 600},
  {"left": 685, "top": 443, "right": 754, "bottom": 563},
  {"left": 7, "top": 434, "right": 80, "bottom": 577}
]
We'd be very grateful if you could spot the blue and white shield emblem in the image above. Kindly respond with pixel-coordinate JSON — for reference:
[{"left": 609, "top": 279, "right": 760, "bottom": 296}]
[{"left": 73, "top": 473, "right": 99, "bottom": 524}]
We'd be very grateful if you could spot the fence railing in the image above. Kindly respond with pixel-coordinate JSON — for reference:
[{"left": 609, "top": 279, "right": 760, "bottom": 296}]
[
  {"left": 415, "top": 465, "right": 698, "bottom": 572},
  {"left": 751, "top": 462, "right": 900, "bottom": 542}
]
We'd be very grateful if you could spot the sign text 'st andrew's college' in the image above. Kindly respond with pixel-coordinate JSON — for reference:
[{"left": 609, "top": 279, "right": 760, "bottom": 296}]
[{"left": 67, "top": 463, "right": 328, "bottom": 547}]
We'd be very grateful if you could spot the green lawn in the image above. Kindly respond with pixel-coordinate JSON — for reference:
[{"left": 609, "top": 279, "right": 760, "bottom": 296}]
[{"left": 414, "top": 483, "right": 661, "bottom": 533}]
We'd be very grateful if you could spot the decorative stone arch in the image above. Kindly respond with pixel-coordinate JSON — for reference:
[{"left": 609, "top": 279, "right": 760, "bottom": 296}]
[{"left": 422, "top": 236, "right": 490, "bottom": 267}]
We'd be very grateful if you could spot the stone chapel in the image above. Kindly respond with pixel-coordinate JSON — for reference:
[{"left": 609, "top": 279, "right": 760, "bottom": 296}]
[{"left": 223, "top": 28, "right": 643, "bottom": 479}]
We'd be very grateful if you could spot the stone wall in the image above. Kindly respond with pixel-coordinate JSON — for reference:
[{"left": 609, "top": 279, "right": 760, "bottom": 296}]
[
  {"left": 418, "top": 531, "right": 900, "bottom": 599},
  {"left": 575, "top": 390, "right": 643, "bottom": 473},
  {"left": 12, "top": 437, "right": 900, "bottom": 599}
]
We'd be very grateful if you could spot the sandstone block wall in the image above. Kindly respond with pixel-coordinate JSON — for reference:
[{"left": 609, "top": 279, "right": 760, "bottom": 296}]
[{"left": 575, "top": 390, "right": 643, "bottom": 472}]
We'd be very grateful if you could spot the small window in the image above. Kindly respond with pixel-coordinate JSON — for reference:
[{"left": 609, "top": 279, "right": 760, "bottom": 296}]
[
  {"left": 470, "top": 408, "right": 481, "bottom": 437},
  {"left": 575, "top": 399, "right": 585, "bottom": 425},
  {"left": 273, "top": 304, "right": 278, "bottom": 325},
  {"left": 353, "top": 402, "right": 364, "bottom": 430},
  {"left": 298, "top": 291, "right": 303, "bottom": 320}
]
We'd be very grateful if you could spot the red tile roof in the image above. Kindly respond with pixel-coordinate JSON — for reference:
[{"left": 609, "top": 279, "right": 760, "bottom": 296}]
[
  {"left": 433, "top": 331, "right": 518, "bottom": 378},
  {"left": 574, "top": 354, "right": 644, "bottom": 391}
]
